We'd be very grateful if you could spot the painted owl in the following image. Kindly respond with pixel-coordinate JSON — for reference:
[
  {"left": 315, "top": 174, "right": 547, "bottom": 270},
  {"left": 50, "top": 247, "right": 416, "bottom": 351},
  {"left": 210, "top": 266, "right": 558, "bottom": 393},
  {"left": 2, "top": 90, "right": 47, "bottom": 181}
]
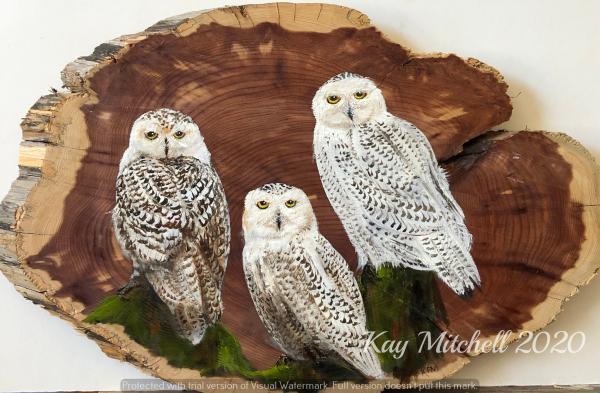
[
  {"left": 312, "top": 72, "right": 480, "bottom": 296},
  {"left": 242, "top": 183, "right": 383, "bottom": 379},
  {"left": 112, "top": 108, "right": 230, "bottom": 344}
]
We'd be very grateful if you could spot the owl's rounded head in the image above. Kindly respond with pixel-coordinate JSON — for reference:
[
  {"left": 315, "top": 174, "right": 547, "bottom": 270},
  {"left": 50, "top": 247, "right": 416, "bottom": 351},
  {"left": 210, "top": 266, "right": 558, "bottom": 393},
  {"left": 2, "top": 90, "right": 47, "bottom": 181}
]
[
  {"left": 243, "top": 183, "right": 317, "bottom": 243},
  {"left": 128, "top": 108, "right": 210, "bottom": 163},
  {"left": 312, "top": 72, "right": 387, "bottom": 128}
]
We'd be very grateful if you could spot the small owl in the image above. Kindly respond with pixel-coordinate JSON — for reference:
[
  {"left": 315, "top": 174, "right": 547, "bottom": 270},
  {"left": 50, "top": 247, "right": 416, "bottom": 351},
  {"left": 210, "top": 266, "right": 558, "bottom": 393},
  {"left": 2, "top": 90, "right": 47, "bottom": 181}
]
[
  {"left": 113, "top": 108, "right": 230, "bottom": 344},
  {"left": 312, "top": 73, "right": 480, "bottom": 296},
  {"left": 242, "top": 183, "right": 383, "bottom": 379}
]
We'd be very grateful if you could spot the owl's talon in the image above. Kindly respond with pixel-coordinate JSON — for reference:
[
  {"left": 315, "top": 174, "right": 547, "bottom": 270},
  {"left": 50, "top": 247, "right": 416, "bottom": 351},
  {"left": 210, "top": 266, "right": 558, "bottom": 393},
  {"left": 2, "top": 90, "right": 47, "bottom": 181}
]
[
  {"left": 276, "top": 355, "right": 291, "bottom": 367},
  {"left": 117, "top": 277, "right": 141, "bottom": 297}
]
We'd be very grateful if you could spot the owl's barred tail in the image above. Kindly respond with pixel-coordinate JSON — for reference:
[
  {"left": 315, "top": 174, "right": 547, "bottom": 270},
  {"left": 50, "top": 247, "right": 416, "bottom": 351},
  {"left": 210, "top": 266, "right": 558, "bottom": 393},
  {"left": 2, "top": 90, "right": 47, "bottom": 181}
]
[
  {"left": 144, "top": 268, "right": 215, "bottom": 346},
  {"left": 173, "top": 302, "right": 209, "bottom": 345},
  {"left": 342, "top": 343, "right": 385, "bottom": 379},
  {"left": 437, "top": 236, "right": 481, "bottom": 297}
]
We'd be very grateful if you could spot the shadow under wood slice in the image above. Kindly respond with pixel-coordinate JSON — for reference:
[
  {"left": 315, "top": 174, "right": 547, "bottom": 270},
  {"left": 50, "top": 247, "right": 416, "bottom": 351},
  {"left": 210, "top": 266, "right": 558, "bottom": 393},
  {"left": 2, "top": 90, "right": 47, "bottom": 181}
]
[{"left": 2, "top": 2, "right": 597, "bottom": 385}]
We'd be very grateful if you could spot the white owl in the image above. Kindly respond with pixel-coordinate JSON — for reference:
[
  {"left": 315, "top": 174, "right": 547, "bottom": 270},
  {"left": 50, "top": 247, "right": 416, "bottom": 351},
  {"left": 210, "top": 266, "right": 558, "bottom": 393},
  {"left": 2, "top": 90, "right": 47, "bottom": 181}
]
[
  {"left": 242, "top": 183, "right": 383, "bottom": 379},
  {"left": 113, "top": 108, "right": 230, "bottom": 344},
  {"left": 312, "top": 72, "right": 480, "bottom": 296}
]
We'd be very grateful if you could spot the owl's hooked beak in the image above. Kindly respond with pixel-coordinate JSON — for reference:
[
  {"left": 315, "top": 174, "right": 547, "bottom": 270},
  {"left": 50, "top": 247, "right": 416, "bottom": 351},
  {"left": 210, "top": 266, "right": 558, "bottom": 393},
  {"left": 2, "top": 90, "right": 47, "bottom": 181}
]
[
  {"left": 346, "top": 105, "right": 354, "bottom": 121},
  {"left": 275, "top": 211, "right": 282, "bottom": 231},
  {"left": 164, "top": 137, "right": 169, "bottom": 158}
]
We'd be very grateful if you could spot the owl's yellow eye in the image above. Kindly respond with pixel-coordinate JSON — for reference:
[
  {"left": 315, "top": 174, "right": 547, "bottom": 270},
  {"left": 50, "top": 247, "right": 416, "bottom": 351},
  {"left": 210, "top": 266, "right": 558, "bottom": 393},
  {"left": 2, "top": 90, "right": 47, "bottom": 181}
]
[
  {"left": 285, "top": 200, "right": 297, "bottom": 208},
  {"left": 354, "top": 91, "right": 367, "bottom": 99},
  {"left": 256, "top": 200, "right": 270, "bottom": 209},
  {"left": 174, "top": 130, "right": 186, "bottom": 139},
  {"left": 327, "top": 95, "right": 341, "bottom": 105},
  {"left": 145, "top": 131, "right": 158, "bottom": 140}
]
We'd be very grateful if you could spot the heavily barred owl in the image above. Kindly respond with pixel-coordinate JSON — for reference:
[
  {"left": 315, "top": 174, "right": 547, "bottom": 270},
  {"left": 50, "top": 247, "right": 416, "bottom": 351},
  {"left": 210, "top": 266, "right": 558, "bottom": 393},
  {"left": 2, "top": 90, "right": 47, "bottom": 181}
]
[
  {"left": 242, "top": 183, "right": 383, "bottom": 379},
  {"left": 113, "top": 108, "right": 230, "bottom": 344}
]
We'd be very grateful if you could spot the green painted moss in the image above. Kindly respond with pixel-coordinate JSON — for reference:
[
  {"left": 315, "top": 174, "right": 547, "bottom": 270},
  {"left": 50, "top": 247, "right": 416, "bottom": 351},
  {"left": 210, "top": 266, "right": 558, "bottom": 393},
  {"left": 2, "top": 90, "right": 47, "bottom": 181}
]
[
  {"left": 84, "top": 285, "right": 252, "bottom": 376},
  {"left": 358, "top": 264, "right": 446, "bottom": 380},
  {"left": 84, "top": 285, "right": 362, "bottom": 385},
  {"left": 85, "top": 265, "right": 446, "bottom": 385}
]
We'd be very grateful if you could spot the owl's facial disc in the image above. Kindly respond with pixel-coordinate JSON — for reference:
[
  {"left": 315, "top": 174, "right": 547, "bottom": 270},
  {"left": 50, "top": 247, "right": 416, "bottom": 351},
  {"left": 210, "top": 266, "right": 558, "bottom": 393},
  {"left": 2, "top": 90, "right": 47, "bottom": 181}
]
[
  {"left": 243, "top": 185, "right": 316, "bottom": 242},
  {"left": 128, "top": 108, "right": 211, "bottom": 164},
  {"left": 312, "top": 75, "right": 387, "bottom": 128}
]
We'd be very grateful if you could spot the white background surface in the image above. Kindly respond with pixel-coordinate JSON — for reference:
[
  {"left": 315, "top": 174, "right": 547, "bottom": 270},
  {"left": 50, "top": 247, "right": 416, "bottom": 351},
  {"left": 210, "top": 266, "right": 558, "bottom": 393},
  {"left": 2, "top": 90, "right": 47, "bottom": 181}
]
[{"left": 1, "top": 0, "right": 599, "bottom": 391}]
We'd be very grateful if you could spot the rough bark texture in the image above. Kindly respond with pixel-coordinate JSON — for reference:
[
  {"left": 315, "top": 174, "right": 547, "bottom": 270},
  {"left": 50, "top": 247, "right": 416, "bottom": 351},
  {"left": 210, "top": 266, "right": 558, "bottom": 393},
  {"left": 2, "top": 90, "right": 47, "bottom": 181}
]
[{"left": 1, "top": 2, "right": 599, "bottom": 387}]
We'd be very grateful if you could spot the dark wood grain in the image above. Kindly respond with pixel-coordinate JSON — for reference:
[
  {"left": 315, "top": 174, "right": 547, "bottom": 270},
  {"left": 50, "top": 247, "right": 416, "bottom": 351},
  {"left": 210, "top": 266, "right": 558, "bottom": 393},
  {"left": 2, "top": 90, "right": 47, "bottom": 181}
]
[
  {"left": 25, "top": 21, "right": 512, "bottom": 368},
  {"left": 443, "top": 132, "right": 584, "bottom": 338}
]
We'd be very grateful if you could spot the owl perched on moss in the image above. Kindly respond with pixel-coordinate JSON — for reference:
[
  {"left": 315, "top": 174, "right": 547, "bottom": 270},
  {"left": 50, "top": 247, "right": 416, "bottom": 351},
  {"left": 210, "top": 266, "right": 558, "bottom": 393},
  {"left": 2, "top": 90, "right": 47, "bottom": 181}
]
[
  {"left": 242, "top": 183, "right": 383, "bottom": 379},
  {"left": 312, "top": 73, "right": 480, "bottom": 296},
  {"left": 113, "top": 108, "right": 230, "bottom": 345}
]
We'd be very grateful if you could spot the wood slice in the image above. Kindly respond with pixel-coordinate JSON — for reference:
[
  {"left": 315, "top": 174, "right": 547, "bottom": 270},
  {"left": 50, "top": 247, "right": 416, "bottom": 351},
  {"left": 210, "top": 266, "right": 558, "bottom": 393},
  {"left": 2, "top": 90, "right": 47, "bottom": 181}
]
[{"left": 1, "top": 2, "right": 598, "bottom": 386}]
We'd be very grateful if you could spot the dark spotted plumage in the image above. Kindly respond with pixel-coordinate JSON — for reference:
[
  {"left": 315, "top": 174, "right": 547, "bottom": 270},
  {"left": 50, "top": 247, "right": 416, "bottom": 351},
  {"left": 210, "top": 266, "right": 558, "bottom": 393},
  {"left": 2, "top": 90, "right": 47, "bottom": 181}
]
[
  {"left": 326, "top": 72, "right": 368, "bottom": 84},
  {"left": 113, "top": 155, "right": 229, "bottom": 344},
  {"left": 136, "top": 108, "right": 195, "bottom": 130},
  {"left": 258, "top": 183, "right": 293, "bottom": 195},
  {"left": 244, "top": 233, "right": 382, "bottom": 378},
  {"left": 315, "top": 110, "right": 480, "bottom": 295},
  {"left": 242, "top": 184, "right": 383, "bottom": 378}
]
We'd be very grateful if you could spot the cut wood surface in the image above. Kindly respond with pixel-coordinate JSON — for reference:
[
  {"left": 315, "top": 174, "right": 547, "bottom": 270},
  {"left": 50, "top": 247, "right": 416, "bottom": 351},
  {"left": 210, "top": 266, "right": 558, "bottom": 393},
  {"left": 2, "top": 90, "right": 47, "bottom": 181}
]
[{"left": 1, "top": 2, "right": 599, "bottom": 387}]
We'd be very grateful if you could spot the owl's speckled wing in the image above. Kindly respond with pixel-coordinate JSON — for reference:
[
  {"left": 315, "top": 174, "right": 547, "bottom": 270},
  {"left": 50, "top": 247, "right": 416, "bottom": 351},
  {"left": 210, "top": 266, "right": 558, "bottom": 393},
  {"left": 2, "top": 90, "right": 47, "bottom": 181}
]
[
  {"left": 356, "top": 115, "right": 479, "bottom": 294},
  {"left": 315, "top": 234, "right": 366, "bottom": 323},
  {"left": 113, "top": 156, "right": 229, "bottom": 344},
  {"left": 374, "top": 116, "right": 473, "bottom": 249},
  {"left": 315, "top": 114, "right": 479, "bottom": 295},
  {"left": 243, "top": 234, "right": 382, "bottom": 378}
]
